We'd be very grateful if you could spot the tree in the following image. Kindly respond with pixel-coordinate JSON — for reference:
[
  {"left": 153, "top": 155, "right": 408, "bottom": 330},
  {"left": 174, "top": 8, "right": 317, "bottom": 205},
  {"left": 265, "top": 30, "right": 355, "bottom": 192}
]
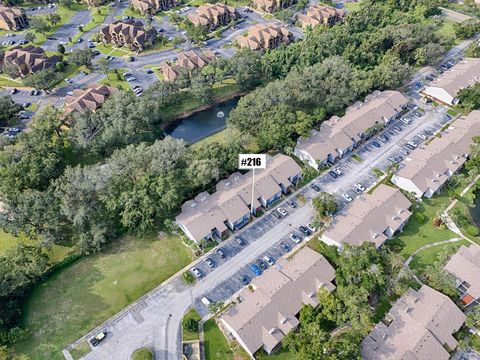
[
  {"left": 458, "top": 83, "right": 480, "bottom": 111},
  {"left": 97, "top": 57, "right": 110, "bottom": 78},
  {"left": 59, "top": 0, "right": 73, "bottom": 8},
  {"left": 183, "top": 318, "right": 198, "bottom": 333},
  {"left": 1, "top": 60, "right": 20, "bottom": 79},
  {"left": 30, "top": 16, "right": 51, "bottom": 34},
  {"left": 68, "top": 48, "right": 94, "bottom": 68},
  {"left": 312, "top": 192, "right": 338, "bottom": 217},
  {"left": 46, "top": 12, "right": 61, "bottom": 26},
  {"left": 189, "top": 73, "right": 213, "bottom": 103},
  {"left": 228, "top": 49, "right": 263, "bottom": 90},
  {"left": 22, "top": 68, "right": 61, "bottom": 91},
  {"left": 24, "top": 32, "right": 36, "bottom": 44},
  {"left": 57, "top": 43, "right": 65, "bottom": 54},
  {"left": 0, "top": 96, "right": 23, "bottom": 127}
]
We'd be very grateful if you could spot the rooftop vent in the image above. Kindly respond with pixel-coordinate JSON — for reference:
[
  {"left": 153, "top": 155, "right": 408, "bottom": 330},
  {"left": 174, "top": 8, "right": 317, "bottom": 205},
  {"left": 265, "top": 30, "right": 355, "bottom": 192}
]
[
  {"left": 269, "top": 328, "right": 276, "bottom": 335},
  {"left": 280, "top": 317, "right": 287, "bottom": 324}
]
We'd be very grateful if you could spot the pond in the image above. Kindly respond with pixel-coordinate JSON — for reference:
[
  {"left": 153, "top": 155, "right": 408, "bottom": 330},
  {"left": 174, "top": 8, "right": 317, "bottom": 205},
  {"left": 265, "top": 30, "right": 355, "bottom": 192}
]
[
  {"left": 166, "top": 97, "right": 240, "bottom": 144},
  {"left": 470, "top": 191, "right": 480, "bottom": 228}
]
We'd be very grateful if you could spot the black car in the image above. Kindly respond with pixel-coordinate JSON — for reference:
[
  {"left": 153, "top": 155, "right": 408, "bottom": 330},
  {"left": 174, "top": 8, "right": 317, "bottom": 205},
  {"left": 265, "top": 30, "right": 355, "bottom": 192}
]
[
  {"left": 280, "top": 243, "right": 291, "bottom": 252},
  {"left": 328, "top": 170, "right": 338, "bottom": 178},
  {"left": 90, "top": 332, "right": 106, "bottom": 346},
  {"left": 215, "top": 248, "right": 226, "bottom": 258},
  {"left": 299, "top": 226, "right": 311, "bottom": 236},
  {"left": 288, "top": 200, "right": 297, "bottom": 208},
  {"left": 235, "top": 236, "right": 246, "bottom": 246},
  {"left": 241, "top": 275, "right": 250, "bottom": 285},
  {"left": 310, "top": 183, "right": 320, "bottom": 192},
  {"left": 256, "top": 258, "right": 267, "bottom": 270}
]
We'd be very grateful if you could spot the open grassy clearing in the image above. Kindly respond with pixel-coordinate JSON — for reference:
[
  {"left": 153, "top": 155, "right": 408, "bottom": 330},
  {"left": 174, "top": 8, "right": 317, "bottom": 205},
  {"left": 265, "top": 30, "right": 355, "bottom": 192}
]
[
  {"left": 436, "top": 18, "right": 458, "bottom": 40},
  {"left": 409, "top": 239, "right": 471, "bottom": 273},
  {"left": 14, "top": 232, "right": 193, "bottom": 360},
  {"left": 203, "top": 319, "right": 233, "bottom": 360},
  {"left": 98, "top": 68, "right": 130, "bottom": 90}
]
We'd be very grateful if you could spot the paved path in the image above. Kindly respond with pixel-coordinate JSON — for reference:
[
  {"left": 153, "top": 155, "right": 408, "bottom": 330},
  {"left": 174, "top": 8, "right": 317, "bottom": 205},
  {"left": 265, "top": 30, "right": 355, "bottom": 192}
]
[{"left": 440, "top": 7, "right": 473, "bottom": 23}]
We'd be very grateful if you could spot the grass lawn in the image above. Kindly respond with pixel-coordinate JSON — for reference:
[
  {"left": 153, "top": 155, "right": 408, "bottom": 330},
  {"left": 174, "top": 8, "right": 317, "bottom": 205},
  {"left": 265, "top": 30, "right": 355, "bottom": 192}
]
[
  {"left": 95, "top": 42, "right": 133, "bottom": 56},
  {"left": 14, "top": 232, "right": 193, "bottom": 360},
  {"left": 203, "top": 319, "right": 233, "bottom": 360},
  {"left": 71, "top": 6, "right": 109, "bottom": 44},
  {"left": 98, "top": 68, "right": 130, "bottom": 90},
  {"left": 0, "top": 230, "right": 72, "bottom": 264},
  {"left": 343, "top": 1, "right": 362, "bottom": 12},
  {"left": 387, "top": 191, "right": 456, "bottom": 259},
  {"left": 0, "top": 74, "right": 22, "bottom": 88},
  {"left": 409, "top": 239, "right": 471, "bottom": 273},
  {"left": 256, "top": 347, "right": 294, "bottom": 359},
  {"left": 182, "top": 308, "right": 201, "bottom": 341},
  {"left": 69, "top": 340, "right": 91, "bottom": 360},
  {"left": 436, "top": 19, "right": 458, "bottom": 40}
]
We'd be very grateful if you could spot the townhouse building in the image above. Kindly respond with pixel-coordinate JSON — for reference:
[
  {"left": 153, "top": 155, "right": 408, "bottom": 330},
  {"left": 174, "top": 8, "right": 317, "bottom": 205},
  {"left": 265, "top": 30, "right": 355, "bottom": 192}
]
[
  {"left": 0, "top": 45, "right": 60, "bottom": 78},
  {"left": 220, "top": 247, "right": 336, "bottom": 358},
  {"left": 187, "top": 3, "right": 239, "bottom": 32},
  {"left": 294, "top": 90, "right": 409, "bottom": 169},
  {"left": 99, "top": 20, "right": 157, "bottom": 52},
  {"left": 175, "top": 154, "right": 301, "bottom": 243},
  {"left": 444, "top": 244, "right": 480, "bottom": 307},
  {"left": 297, "top": 5, "right": 344, "bottom": 29},
  {"left": 64, "top": 83, "right": 116, "bottom": 115},
  {"left": 362, "top": 285, "right": 466, "bottom": 360},
  {"left": 392, "top": 110, "right": 480, "bottom": 198},
  {"left": 131, "top": 0, "right": 177, "bottom": 15},
  {"left": 236, "top": 23, "right": 292, "bottom": 51},
  {"left": 422, "top": 58, "right": 480, "bottom": 105},
  {"left": 0, "top": 6, "right": 28, "bottom": 31},
  {"left": 159, "top": 49, "right": 216, "bottom": 82},
  {"left": 321, "top": 184, "right": 412, "bottom": 249},
  {"left": 252, "top": 0, "right": 296, "bottom": 13}
]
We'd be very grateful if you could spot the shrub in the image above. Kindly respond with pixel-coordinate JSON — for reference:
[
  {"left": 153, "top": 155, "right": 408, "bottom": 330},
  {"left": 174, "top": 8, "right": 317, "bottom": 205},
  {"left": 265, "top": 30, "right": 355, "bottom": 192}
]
[
  {"left": 183, "top": 318, "right": 198, "bottom": 333},
  {"left": 414, "top": 212, "right": 426, "bottom": 224},
  {"left": 466, "top": 225, "right": 479, "bottom": 237}
]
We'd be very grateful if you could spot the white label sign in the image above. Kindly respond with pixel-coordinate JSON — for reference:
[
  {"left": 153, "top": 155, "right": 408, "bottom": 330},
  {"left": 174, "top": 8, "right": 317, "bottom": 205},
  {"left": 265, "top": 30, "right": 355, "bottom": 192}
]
[{"left": 238, "top": 154, "right": 267, "bottom": 170}]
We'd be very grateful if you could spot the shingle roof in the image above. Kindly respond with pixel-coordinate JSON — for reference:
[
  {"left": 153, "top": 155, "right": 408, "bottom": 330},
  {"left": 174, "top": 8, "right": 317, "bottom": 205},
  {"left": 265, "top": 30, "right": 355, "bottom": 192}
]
[
  {"left": 445, "top": 244, "right": 480, "bottom": 300},
  {"left": 176, "top": 154, "right": 301, "bottom": 241},
  {"left": 362, "top": 285, "right": 466, "bottom": 360},
  {"left": 236, "top": 23, "right": 292, "bottom": 51},
  {"left": 295, "top": 91, "right": 408, "bottom": 164},
  {"left": 322, "top": 184, "right": 412, "bottom": 247},
  {"left": 99, "top": 20, "right": 157, "bottom": 49},
  {"left": 187, "top": 3, "right": 237, "bottom": 28},
  {"left": 159, "top": 49, "right": 216, "bottom": 82},
  {"left": 64, "top": 83, "right": 116, "bottom": 115},
  {"left": 394, "top": 110, "right": 480, "bottom": 195},
  {"left": 0, "top": 45, "right": 60, "bottom": 77},
  {"left": 424, "top": 58, "right": 480, "bottom": 101},
  {"left": 220, "top": 247, "right": 336, "bottom": 356},
  {"left": 297, "top": 4, "right": 344, "bottom": 28}
]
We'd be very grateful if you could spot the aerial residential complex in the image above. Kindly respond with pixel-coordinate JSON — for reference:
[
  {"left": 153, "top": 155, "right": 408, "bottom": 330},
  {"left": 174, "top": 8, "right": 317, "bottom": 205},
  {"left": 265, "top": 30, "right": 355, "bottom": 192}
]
[
  {"left": 321, "top": 184, "right": 412, "bottom": 248},
  {"left": 444, "top": 244, "right": 480, "bottom": 307},
  {"left": 99, "top": 20, "right": 157, "bottom": 52},
  {"left": 220, "top": 247, "right": 336, "bottom": 357},
  {"left": 64, "top": 83, "right": 116, "bottom": 115},
  {"left": 294, "top": 90, "right": 409, "bottom": 169},
  {"left": 392, "top": 110, "right": 480, "bottom": 198},
  {"left": 131, "top": 0, "right": 177, "bottom": 15},
  {"left": 175, "top": 154, "right": 302, "bottom": 243},
  {"left": 236, "top": 23, "right": 293, "bottom": 51},
  {"left": 0, "top": 46, "right": 60, "bottom": 77},
  {"left": 362, "top": 285, "right": 466, "bottom": 360},
  {"left": 187, "top": 3, "right": 239, "bottom": 31},
  {"left": 422, "top": 58, "right": 480, "bottom": 105},
  {"left": 0, "top": 6, "right": 28, "bottom": 31},
  {"left": 297, "top": 5, "right": 344, "bottom": 29},
  {"left": 159, "top": 49, "right": 216, "bottom": 82},
  {"left": 252, "top": 0, "right": 296, "bottom": 13}
]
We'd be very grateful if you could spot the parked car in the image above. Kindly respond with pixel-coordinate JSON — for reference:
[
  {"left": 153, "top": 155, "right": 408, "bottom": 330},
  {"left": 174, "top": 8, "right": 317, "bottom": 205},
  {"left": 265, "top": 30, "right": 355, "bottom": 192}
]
[
  {"left": 204, "top": 257, "right": 214, "bottom": 268},
  {"left": 64, "top": 78, "right": 73, "bottom": 84},
  {"left": 201, "top": 297, "right": 211, "bottom": 307},
  {"left": 191, "top": 267, "right": 202, "bottom": 278},
  {"left": 277, "top": 207, "right": 288, "bottom": 217},
  {"left": 418, "top": 133, "right": 427, "bottom": 140},
  {"left": 393, "top": 125, "right": 402, "bottom": 132},
  {"left": 272, "top": 210, "right": 281, "bottom": 219},
  {"left": 256, "top": 258, "right": 267, "bottom": 270},
  {"left": 354, "top": 183, "right": 365, "bottom": 192},
  {"left": 8, "top": 127, "right": 21, "bottom": 133},
  {"left": 215, "top": 248, "right": 226, "bottom": 258},
  {"left": 342, "top": 193, "right": 353, "bottom": 202},
  {"left": 306, "top": 223, "right": 316, "bottom": 233},
  {"left": 333, "top": 168, "right": 342, "bottom": 176},
  {"left": 280, "top": 243, "right": 291, "bottom": 252},
  {"left": 90, "top": 332, "right": 106, "bottom": 347},
  {"left": 146, "top": 69, "right": 154, "bottom": 74},
  {"left": 299, "top": 225, "right": 311, "bottom": 236},
  {"left": 414, "top": 111, "right": 422, "bottom": 117},
  {"left": 310, "top": 183, "right": 320, "bottom": 192},
  {"left": 400, "top": 118, "right": 411, "bottom": 125},
  {"left": 328, "top": 170, "right": 338, "bottom": 178},
  {"left": 250, "top": 263, "right": 262, "bottom": 276},
  {"left": 241, "top": 275, "right": 250, "bottom": 285},
  {"left": 235, "top": 236, "right": 246, "bottom": 246},
  {"left": 407, "top": 140, "right": 418, "bottom": 148},
  {"left": 263, "top": 256, "right": 274, "bottom": 266},
  {"left": 404, "top": 143, "right": 415, "bottom": 150},
  {"left": 22, "top": 102, "right": 31, "bottom": 108},
  {"left": 371, "top": 141, "right": 381, "bottom": 148},
  {"left": 289, "top": 233, "right": 301, "bottom": 244},
  {"left": 10, "top": 88, "right": 18, "bottom": 94},
  {"left": 288, "top": 200, "right": 297, "bottom": 208}
]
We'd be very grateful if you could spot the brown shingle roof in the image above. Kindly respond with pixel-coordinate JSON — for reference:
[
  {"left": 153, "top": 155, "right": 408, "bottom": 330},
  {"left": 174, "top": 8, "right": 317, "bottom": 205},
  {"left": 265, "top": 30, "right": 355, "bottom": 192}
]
[
  {"left": 99, "top": 20, "right": 157, "bottom": 51},
  {"left": 64, "top": 83, "right": 116, "bottom": 115},
  {"left": 159, "top": 49, "right": 216, "bottom": 82},
  {"left": 236, "top": 23, "right": 292, "bottom": 51},
  {"left": 444, "top": 244, "right": 480, "bottom": 300},
  {"left": 0, "top": 45, "right": 60, "bottom": 77}
]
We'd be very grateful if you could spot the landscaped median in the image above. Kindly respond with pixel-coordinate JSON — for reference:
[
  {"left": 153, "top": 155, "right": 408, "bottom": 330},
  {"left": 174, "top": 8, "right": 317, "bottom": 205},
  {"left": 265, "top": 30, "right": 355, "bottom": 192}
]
[{"left": 70, "top": 5, "right": 109, "bottom": 44}]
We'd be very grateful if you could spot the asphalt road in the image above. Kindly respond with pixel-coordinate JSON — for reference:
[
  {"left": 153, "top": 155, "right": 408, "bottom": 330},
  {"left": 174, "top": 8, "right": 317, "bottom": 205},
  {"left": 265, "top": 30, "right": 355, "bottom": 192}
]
[{"left": 42, "top": 10, "right": 91, "bottom": 51}]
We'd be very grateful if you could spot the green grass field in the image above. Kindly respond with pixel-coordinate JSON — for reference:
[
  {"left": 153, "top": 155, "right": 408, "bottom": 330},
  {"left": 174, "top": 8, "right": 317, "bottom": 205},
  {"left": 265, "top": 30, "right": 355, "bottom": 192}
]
[
  {"left": 203, "top": 319, "right": 233, "bottom": 360},
  {"left": 388, "top": 191, "right": 456, "bottom": 259},
  {"left": 182, "top": 308, "right": 201, "bottom": 341},
  {"left": 14, "top": 232, "right": 193, "bottom": 360},
  {"left": 436, "top": 19, "right": 458, "bottom": 41},
  {"left": 98, "top": 68, "right": 130, "bottom": 90},
  {"left": 409, "top": 239, "right": 471, "bottom": 273}
]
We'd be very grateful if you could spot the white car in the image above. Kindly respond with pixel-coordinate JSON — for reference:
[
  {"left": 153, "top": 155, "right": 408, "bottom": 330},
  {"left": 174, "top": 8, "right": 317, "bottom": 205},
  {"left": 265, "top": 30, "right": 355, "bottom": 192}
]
[
  {"left": 306, "top": 223, "right": 316, "bottom": 233},
  {"left": 201, "top": 297, "right": 211, "bottom": 307},
  {"left": 418, "top": 133, "right": 427, "bottom": 140},
  {"left": 263, "top": 256, "right": 274, "bottom": 266},
  {"left": 400, "top": 118, "right": 411, "bottom": 125},
  {"left": 191, "top": 267, "right": 202, "bottom": 278},
  {"left": 408, "top": 141, "right": 418, "bottom": 148},
  {"left": 333, "top": 168, "right": 343, "bottom": 176},
  {"left": 355, "top": 183, "right": 365, "bottom": 192},
  {"left": 289, "top": 233, "right": 301, "bottom": 244},
  {"left": 277, "top": 207, "right": 288, "bottom": 217},
  {"left": 342, "top": 193, "right": 353, "bottom": 202}
]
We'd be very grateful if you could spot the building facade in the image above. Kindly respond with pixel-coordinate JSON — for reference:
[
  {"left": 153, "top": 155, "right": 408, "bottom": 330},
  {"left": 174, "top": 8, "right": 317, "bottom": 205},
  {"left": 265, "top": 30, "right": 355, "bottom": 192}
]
[
  {"left": 297, "top": 5, "right": 344, "bottom": 29},
  {"left": 0, "top": 6, "right": 28, "bottom": 31},
  {"left": 131, "top": 0, "right": 177, "bottom": 15},
  {"left": 159, "top": 49, "right": 216, "bottom": 82},
  {"left": 99, "top": 20, "right": 157, "bottom": 52},
  {"left": 187, "top": 3, "right": 239, "bottom": 31},
  {"left": 236, "top": 23, "right": 292, "bottom": 51},
  {"left": 0, "top": 45, "right": 60, "bottom": 78}
]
